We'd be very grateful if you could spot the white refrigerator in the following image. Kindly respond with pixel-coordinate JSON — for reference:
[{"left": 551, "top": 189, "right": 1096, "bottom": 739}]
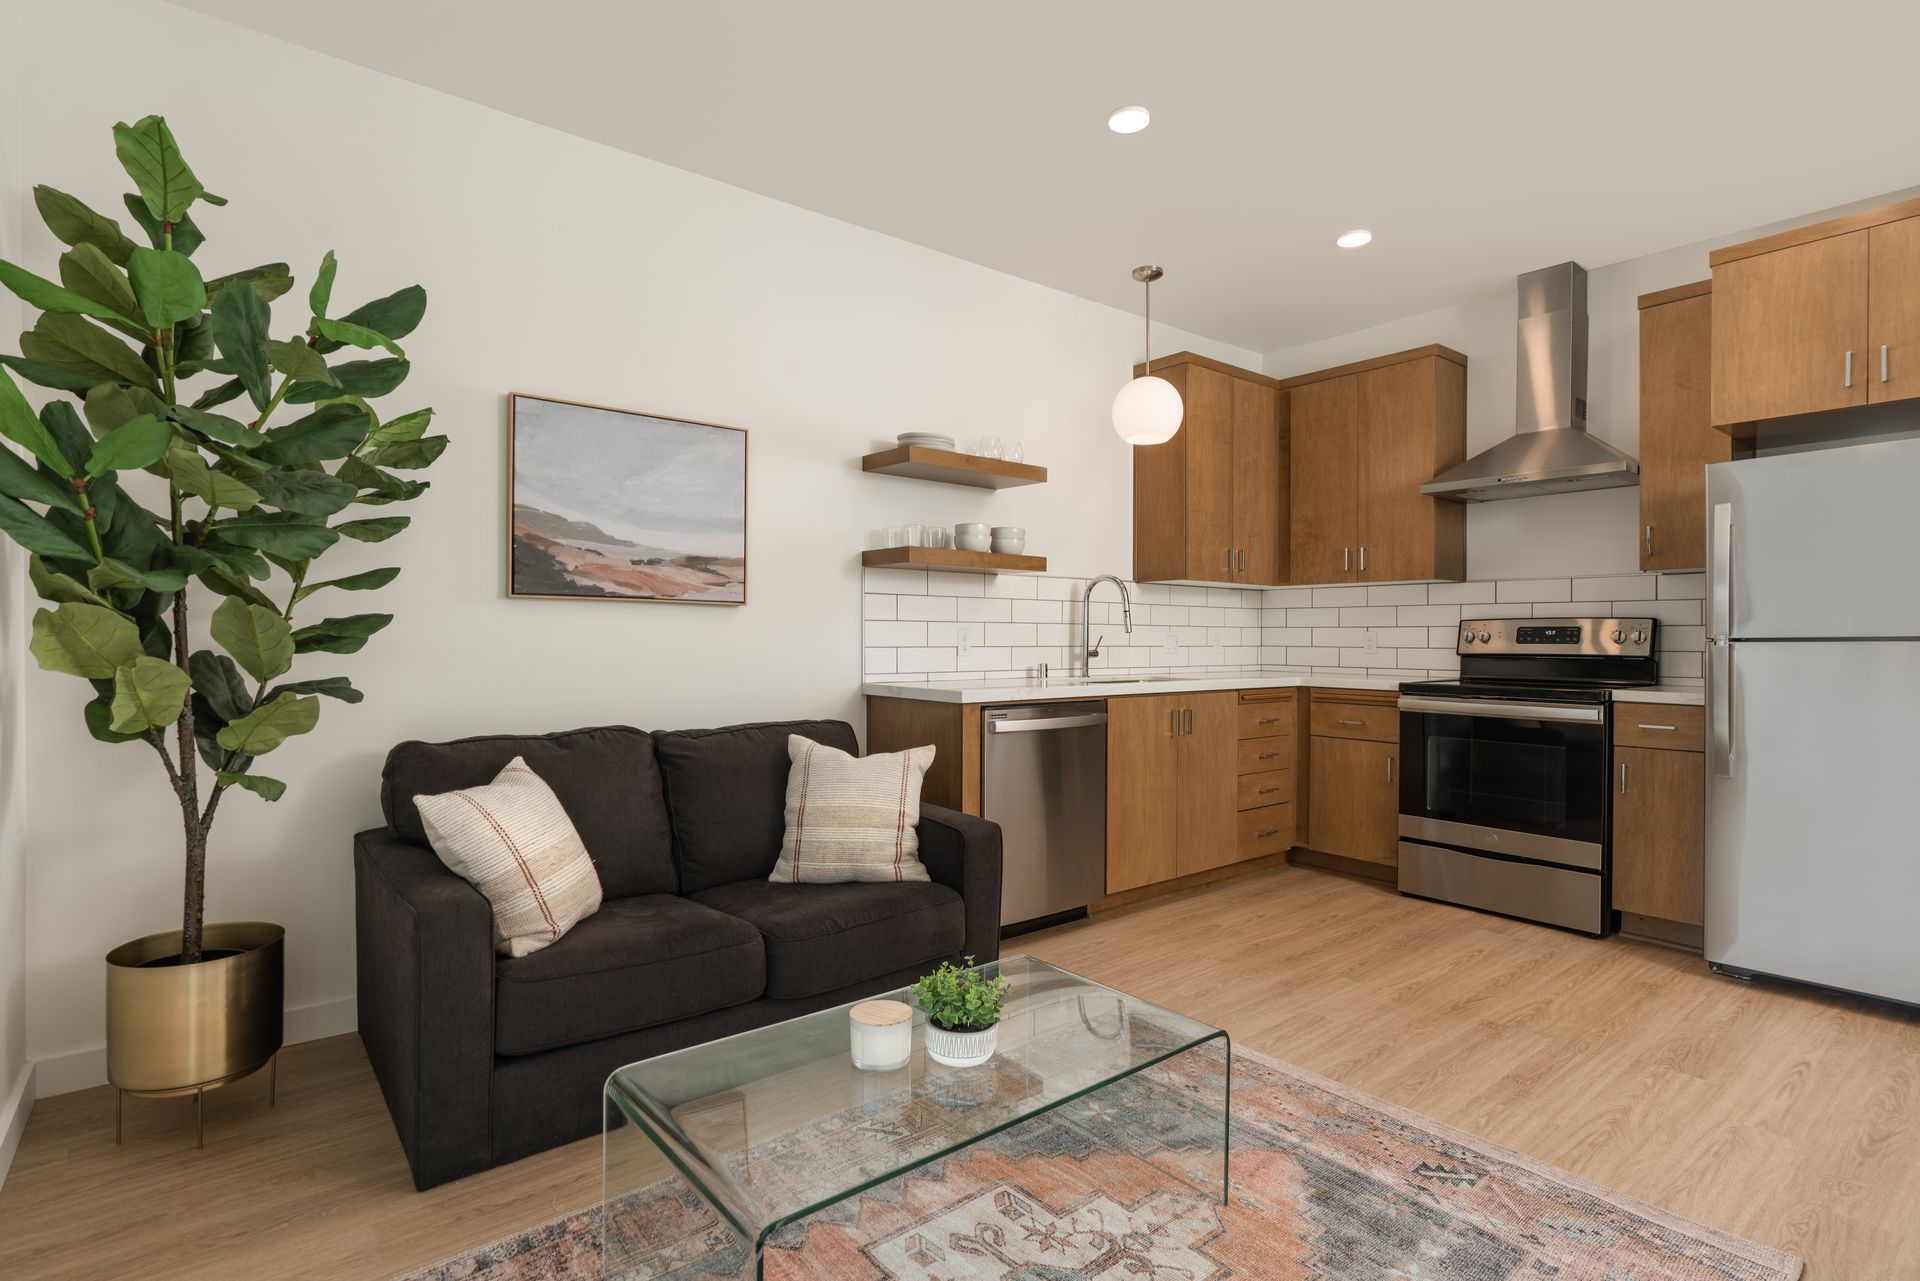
[{"left": 1704, "top": 437, "right": 1920, "bottom": 1005}]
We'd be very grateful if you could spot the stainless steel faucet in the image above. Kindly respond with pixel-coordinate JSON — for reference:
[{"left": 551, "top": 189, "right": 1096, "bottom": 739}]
[{"left": 1079, "top": 575, "right": 1133, "bottom": 676}]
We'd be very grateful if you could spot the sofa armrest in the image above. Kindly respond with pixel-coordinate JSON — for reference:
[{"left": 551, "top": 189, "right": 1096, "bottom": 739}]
[
  {"left": 916, "top": 804, "right": 1002, "bottom": 963},
  {"left": 354, "top": 827, "right": 496, "bottom": 1189}
]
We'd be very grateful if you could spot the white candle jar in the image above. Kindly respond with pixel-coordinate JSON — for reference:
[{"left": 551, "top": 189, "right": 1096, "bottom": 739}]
[{"left": 849, "top": 999, "right": 913, "bottom": 1071}]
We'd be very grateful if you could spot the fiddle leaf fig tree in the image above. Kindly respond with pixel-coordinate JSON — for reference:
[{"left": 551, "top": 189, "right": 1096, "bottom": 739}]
[{"left": 0, "top": 117, "right": 444, "bottom": 963}]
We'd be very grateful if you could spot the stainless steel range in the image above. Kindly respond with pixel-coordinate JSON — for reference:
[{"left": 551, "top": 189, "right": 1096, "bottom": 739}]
[{"left": 1395, "top": 617, "right": 1659, "bottom": 935}]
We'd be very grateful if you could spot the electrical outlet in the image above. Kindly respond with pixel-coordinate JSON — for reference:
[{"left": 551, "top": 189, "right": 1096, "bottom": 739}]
[
  {"left": 956, "top": 626, "right": 971, "bottom": 656},
  {"left": 1362, "top": 629, "right": 1378, "bottom": 655},
  {"left": 1162, "top": 632, "right": 1178, "bottom": 655}
]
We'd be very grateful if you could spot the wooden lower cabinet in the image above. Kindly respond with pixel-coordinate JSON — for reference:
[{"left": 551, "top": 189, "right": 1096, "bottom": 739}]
[
  {"left": 1611, "top": 743, "right": 1705, "bottom": 929},
  {"left": 1307, "top": 735, "right": 1400, "bottom": 866},
  {"left": 1106, "top": 694, "right": 1183, "bottom": 893},
  {"left": 1173, "top": 693, "right": 1238, "bottom": 878}
]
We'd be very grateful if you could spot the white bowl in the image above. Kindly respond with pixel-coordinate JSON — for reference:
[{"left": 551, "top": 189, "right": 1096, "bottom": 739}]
[
  {"left": 956, "top": 535, "right": 992, "bottom": 552},
  {"left": 991, "top": 537, "right": 1025, "bottom": 555},
  {"left": 954, "top": 522, "right": 990, "bottom": 536},
  {"left": 990, "top": 526, "right": 1024, "bottom": 538}
]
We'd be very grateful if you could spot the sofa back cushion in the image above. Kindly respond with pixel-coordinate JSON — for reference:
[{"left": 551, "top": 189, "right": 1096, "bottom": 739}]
[
  {"left": 653, "top": 719, "right": 859, "bottom": 894},
  {"left": 382, "top": 725, "right": 677, "bottom": 897}
]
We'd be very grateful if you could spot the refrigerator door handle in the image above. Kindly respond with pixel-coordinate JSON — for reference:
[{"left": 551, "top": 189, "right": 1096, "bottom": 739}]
[
  {"left": 1709, "top": 502, "right": 1734, "bottom": 638},
  {"left": 1709, "top": 641, "right": 1734, "bottom": 778}
]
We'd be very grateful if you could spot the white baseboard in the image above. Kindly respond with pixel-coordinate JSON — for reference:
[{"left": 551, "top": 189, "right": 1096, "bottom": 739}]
[
  {"left": 0, "top": 1062, "right": 35, "bottom": 1189},
  {"left": 30, "top": 995, "right": 357, "bottom": 1099}
]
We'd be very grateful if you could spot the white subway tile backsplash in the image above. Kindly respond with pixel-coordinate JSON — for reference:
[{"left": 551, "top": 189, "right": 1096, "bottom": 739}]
[
  {"left": 1496, "top": 578, "right": 1572, "bottom": 603},
  {"left": 1312, "top": 586, "right": 1370, "bottom": 606},
  {"left": 1287, "top": 607, "right": 1340, "bottom": 627},
  {"left": 1268, "top": 588, "right": 1315, "bottom": 607},
  {"left": 1313, "top": 627, "right": 1366, "bottom": 648},
  {"left": 896, "top": 595, "right": 958, "bottom": 621},
  {"left": 863, "top": 593, "right": 897, "bottom": 620},
  {"left": 1339, "top": 606, "right": 1399, "bottom": 626},
  {"left": 1397, "top": 603, "right": 1460, "bottom": 626},
  {"left": 1659, "top": 625, "right": 1706, "bottom": 652},
  {"left": 1341, "top": 647, "right": 1392, "bottom": 667},
  {"left": 985, "top": 622, "right": 1037, "bottom": 647},
  {"left": 863, "top": 647, "right": 896, "bottom": 674},
  {"left": 1150, "top": 605, "right": 1188, "bottom": 626},
  {"left": 864, "top": 620, "right": 927, "bottom": 646},
  {"left": 956, "top": 596, "right": 1013, "bottom": 623},
  {"left": 956, "top": 645, "right": 1012, "bottom": 671},
  {"left": 1289, "top": 646, "right": 1339, "bottom": 665},
  {"left": 1366, "top": 584, "right": 1428, "bottom": 605},
  {"left": 1376, "top": 627, "right": 1430, "bottom": 648},
  {"left": 983, "top": 575, "right": 1038, "bottom": 600},
  {"left": 864, "top": 567, "right": 928, "bottom": 594},
  {"left": 1657, "top": 573, "right": 1707, "bottom": 599},
  {"left": 1011, "top": 599, "right": 1063, "bottom": 623},
  {"left": 1035, "top": 577, "right": 1077, "bottom": 600},
  {"left": 1428, "top": 581, "right": 1497, "bottom": 605},
  {"left": 925, "top": 572, "right": 985, "bottom": 597},
  {"left": 896, "top": 647, "right": 958, "bottom": 673},
  {"left": 1640, "top": 599, "right": 1703, "bottom": 625},
  {"left": 1574, "top": 575, "right": 1655, "bottom": 601},
  {"left": 1429, "top": 626, "right": 1462, "bottom": 647},
  {"left": 1172, "top": 586, "right": 1211, "bottom": 605},
  {"left": 1661, "top": 650, "right": 1704, "bottom": 679}
]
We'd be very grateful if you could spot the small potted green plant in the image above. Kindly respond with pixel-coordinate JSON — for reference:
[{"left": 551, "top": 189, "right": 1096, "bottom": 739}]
[{"left": 913, "top": 957, "right": 1011, "bottom": 1067}]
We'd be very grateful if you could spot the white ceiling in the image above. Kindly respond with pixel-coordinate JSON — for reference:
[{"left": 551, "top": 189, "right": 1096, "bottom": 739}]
[{"left": 173, "top": 0, "right": 1920, "bottom": 353}]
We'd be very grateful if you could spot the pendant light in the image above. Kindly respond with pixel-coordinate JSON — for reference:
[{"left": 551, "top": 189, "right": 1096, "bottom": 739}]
[{"left": 1111, "top": 265, "right": 1183, "bottom": 445}]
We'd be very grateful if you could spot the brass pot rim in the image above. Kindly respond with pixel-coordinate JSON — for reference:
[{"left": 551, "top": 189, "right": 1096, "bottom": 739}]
[{"left": 105, "top": 921, "right": 285, "bottom": 969}]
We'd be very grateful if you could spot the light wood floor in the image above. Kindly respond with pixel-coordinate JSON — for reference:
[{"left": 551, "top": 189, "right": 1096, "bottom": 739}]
[{"left": 3, "top": 862, "right": 1915, "bottom": 1279}]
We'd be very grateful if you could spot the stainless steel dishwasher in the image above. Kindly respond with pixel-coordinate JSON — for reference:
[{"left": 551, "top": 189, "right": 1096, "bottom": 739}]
[{"left": 981, "top": 702, "right": 1107, "bottom": 933}]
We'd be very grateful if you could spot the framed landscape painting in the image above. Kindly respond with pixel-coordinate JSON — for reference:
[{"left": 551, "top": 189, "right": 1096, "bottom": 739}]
[{"left": 508, "top": 394, "right": 748, "bottom": 604}]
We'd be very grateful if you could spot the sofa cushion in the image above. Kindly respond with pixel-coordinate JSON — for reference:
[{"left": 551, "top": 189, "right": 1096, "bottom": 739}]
[
  {"left": 689, "top": 879, "right": 963, "bottom": 1000},
  {"left": 653, "top": 720, "right": 859, "bottom": 894},
  {"left": 383, "top": 725, "right": 677, "bottom": 898},
  {"left": 494, "top": 895, "right": 764, "bottom": 1055}
]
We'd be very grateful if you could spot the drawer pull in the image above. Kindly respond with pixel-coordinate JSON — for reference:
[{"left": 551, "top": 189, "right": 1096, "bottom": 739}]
[
  {"left": 1256, "top": 828, "right": 1282, "bottom": 839},
  {"left": 1257, "top": 717, "right": 1280, "bottom": 726},
  {"left": 1258, "top": 785, "right": 1281, "bottom": 795},
  {"left": 1636, "top": 723, "right": 1678, "bottom": 732},
  {"left": 1336, "top": 718, "right": 1365, "bottom": 727},
  {"left": 1258, "top": 751, "right": 1280, "bottom": 760}
]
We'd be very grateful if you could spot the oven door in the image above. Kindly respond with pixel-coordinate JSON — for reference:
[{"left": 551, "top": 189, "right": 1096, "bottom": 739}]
[{"left": 1397, "top": 695, "right": 1608, "bottom": 868}]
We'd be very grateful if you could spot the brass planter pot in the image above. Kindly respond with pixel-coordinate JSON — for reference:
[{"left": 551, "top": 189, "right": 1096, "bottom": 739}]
[{"left": 105, "top": 921, "right": 284, "bottom": 1144}]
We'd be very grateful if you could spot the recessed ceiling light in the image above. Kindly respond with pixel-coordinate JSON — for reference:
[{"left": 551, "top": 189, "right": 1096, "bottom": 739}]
[
  {"left": 1108, "top": 105, "right": 1151, "bottom": 135},
  {"left": 1336, "top": 229, "right": 1374, "bottom": 249}
]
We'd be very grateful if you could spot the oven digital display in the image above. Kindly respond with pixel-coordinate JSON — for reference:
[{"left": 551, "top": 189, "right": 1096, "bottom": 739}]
[{"left": 1516, "top": 625, "right": 1582, "bottom": 645}]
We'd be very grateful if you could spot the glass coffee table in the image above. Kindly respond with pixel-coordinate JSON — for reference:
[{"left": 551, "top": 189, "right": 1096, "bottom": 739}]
[{"left": 601, "top": 954, "right": 1231, "bottom": 1279}]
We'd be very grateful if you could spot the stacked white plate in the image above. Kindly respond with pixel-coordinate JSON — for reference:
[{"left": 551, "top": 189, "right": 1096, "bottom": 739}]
[{"left": 897, "top": 432, "right": 956, "bottom": 450}]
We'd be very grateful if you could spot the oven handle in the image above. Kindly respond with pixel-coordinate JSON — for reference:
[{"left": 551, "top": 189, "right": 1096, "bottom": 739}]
[{"left": 1396, "top": 696, "right": 1604, "bottom": 725}]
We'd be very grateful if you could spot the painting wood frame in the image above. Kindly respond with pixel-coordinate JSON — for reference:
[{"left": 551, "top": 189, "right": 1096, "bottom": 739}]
[{"left": 507, "top": 392, "right": 749, "bottom": 605}]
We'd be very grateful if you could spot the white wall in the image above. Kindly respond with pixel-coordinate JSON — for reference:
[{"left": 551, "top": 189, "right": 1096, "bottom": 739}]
[
  {"left": 13, "top": 0, "right": 1256, "bottom": 1091},
  {"left": 1262, "top": 186, "right": 1920, "bottom": 582}
]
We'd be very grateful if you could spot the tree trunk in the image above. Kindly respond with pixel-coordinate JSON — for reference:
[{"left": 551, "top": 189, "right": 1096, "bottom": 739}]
[
  {"left": 172, "top": 589, "right": 204, "bottom": 965},
  {"left": 182, "top": 828, "right": 207, "bottom": 964}
]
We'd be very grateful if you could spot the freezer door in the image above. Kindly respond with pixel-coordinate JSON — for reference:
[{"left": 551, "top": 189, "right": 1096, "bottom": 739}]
[
  {"left": 1704, "top": 639, "right": 1920, "bottom": 1004},
  {"left": 1706, "top": 437, "right": 1920, "bottom": 639}
]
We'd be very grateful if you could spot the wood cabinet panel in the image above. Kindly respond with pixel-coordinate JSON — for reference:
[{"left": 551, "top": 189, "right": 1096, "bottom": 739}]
[
  {"left": 1711, "top": 230, "right": 1869, "bottom": 425},
  {"left": 1638, "top": 289, "right": 1729, "bottom": 572},
  {"left": 1237, "top": 804, "right": 1295, "bottom": 859},
  {"left": 1307, "top": 735, "right": 1400, "bottom": 866},
  {"left": 1288, "top": 374, "right": 1359, "bottom": 583},
  {"left": 1612, "top": 745, "right": 1705, "bottom": 926},
  {"left": 1236, "top": 701, "right": 1295, "bottom": 738},
  {"left": 1236, "top": 769, "right": 1293, "bottom": 810},
  {"left": 1870, "top": 217, "right": 1920, "bottom": 406},
  {"left": 1182, "top": 365, "right": 1238, "bottom": 581},
  {"left": 1175, "top": 692, "right": 1240, "bottom": 877},
  {"left": 1309, "top": 700, "right": 1399, "bottom": 743},
  {"left": 1105, "top": 694, "right": 1181, "bottom": 893},
  {"left": 1236, "top": 736, "right": 1297, "bottom": 774},
  {"left": 1357, "top": 357, "right": 1464, "bottom": 582},
  {"left": 1613, "top": 704, "right": 1706, "bottom": 752},
  {"left": 1231, "top": 378, "right": 1283, "bottom": 583},
  {"left": 1130, "top": 365, "right": 1189, "bottom": 584}
]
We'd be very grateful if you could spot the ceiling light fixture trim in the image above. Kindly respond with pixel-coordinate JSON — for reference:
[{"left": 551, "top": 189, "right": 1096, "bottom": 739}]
[
  {"left": 1336, "top": 229, "right": 1374, "bottom": 249},
  {"left": 1107, "top": 105, "right": 1151, "bottom": 134}
]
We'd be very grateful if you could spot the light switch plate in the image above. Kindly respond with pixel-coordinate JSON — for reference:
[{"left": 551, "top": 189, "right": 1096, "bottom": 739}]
[{"left": 956, "top": 626, "right": 971, "bottom": 656}]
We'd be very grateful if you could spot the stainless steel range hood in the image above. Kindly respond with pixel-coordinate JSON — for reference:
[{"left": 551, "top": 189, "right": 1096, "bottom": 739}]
[{"left": 1422, "top": 262, "right": 1639, "bottom": 502}]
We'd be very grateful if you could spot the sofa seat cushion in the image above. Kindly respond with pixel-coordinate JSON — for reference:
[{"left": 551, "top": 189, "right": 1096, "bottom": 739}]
[
  {"left": 690, "top": 879, "right": 964, "bottom": 1000},
  {"left": 494, "top": 895, "right": 764, "bottom": 1055}
]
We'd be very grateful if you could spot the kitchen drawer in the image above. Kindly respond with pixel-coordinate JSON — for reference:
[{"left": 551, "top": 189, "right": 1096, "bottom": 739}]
[
  {"left": 1310, "top": 701, "right": 1398, "bottom": 743},
  {"left": 1236, "top": 701, "right": 1295, "bottom": 739},
  {"left": 1237, "top": 768, "right": 1293, "bottom": 810},
  {"left": 1238, "top": 803, "right": 1295, "bottom": 857},
  {"left": 1237, "top": 735, "right": 1297, "bottom": 774},
  {"left": 1613, "top": 704, "right": 1705, "bottom": 752}
]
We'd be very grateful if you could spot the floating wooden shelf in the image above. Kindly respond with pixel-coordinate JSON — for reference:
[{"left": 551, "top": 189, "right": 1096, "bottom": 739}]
[
  {"left": 861, "top": 445, "right": 1046, "bottom": 489},
  {"left": 862, "top": 546, "right": 1046, "bottom": 574}
]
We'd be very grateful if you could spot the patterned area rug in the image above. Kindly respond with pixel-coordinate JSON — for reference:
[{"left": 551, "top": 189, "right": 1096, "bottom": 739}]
[{"left": 398, "top": 1047, "right": 1800, "bottom": 1280}]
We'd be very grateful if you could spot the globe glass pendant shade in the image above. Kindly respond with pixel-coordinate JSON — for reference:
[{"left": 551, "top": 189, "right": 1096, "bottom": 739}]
[{"left": 1112, "top": 374, "right": 1183, "bottom": 445}]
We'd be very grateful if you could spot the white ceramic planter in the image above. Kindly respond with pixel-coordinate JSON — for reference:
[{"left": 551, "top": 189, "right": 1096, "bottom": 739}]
[{"left": 925, "top": 1021, "right": 998, "bottom": 1068}]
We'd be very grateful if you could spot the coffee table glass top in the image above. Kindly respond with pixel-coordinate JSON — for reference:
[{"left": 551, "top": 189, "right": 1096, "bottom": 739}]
[{"left": 602, "top": 953, "right": 1228, "bottom": 1250}]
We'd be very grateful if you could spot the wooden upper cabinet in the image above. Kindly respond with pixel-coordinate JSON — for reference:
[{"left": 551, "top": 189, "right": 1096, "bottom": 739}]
[
  {"left": 1287, "top": 373, "right": 1359, "bottom": 583},
  {"left": 1637, "top": 282, "right": 1730, "bottom": 572},
  {"left": 1710, "top": 230, "right": 1868, "bottom": 425},
  {"left": 1131, "top": 354, "right": 1284, "bottom": 585},
  {"left": 1869, "top": 215, "right": 1920, "bottom": 405}
]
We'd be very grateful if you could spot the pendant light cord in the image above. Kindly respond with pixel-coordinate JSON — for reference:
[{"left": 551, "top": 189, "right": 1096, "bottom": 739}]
[{"left": 1142, "top": 278, "right": 1152, "bottom": 376}]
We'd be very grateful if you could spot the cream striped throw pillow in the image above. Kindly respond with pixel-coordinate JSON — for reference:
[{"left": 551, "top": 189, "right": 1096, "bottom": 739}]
[
  {"left": 768, "top": 736, "right": 937, "bottom": 884},
  {"left": 414, "top": 757, "right": 603, "bottom": 957}
]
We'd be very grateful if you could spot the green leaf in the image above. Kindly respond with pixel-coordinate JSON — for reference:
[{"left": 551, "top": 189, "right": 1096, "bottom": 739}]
[
  {"left": 263, "top": 675, "right": 362, "bottom": 705},
  {"left": 311, "top": 317, "right": 402, "bottom": 358},
  {"left": 333, "top": 515, "right": 409, "bottom": 542},
  {"left": 367, "top": 434, "right": 448, "bottom": 470},
  {"left": 194, "top": 566, "right": 276, "bottom": 610},
  {"left": 58, "top": 245, "right": 142, "bottom": 333},
  {"left": 126, "top": 248, "right": 206, "bottom": 329},
  {"left": 163, "top": 447, "right": 262, "bottom": 511},
  {"left": 254, "top": 402, "right": 369, "bottom": 465},
  {"left": 210, "top": 596, "right": 293, "bottom": 682},
  {"left": 0, "top": 365, "right": 75, "bottom": 475},
  {"left": 114, "top": 116, "right": 212, "bottom": 223},
  {"left": 0, "top": 353, "right": 107, "bottom": 394},
  {"left": 309, "top": 250, "right": 337, "bottom": 320},
  {"left": 85, "top": 692, "right": 146, "bottom": 744},
  {"left": 204, "top": 263, "right": 292, "bottom": 304},
  {"left": 123, "top": 194, "right": 203, "bottom": 257},
  {"left": 40, "top": 401, "right": 97, "bottom": 473},
  {"left": 87, "top": 557, "right": 187, "bottom": 593},
  {"left": 338, "top": 456, "right": 427, "bottom": 504},
  {"left": 262, "top": 339, "right": 333, "bottom": 385},
  {"left": 165, "top": 404, "right": 257, "bottom": 450},
  {"left": 20, "top": 313, "right": 158, "bottom": 390},
  {"left": 216, "top": 692, "right": 319, "bottom": 755},
  {"left": 0, "top": 440, "right": 81, "bottom": 513},
  {"left": 29, "top": 603, "right": 142, "bottom": 678},
  {"left": 285, "top": 358, "right": 405, "bottom": 403},
  {"left": 218, "top": 771, "right": 286, "bottom": 801},
  {"left": 83, "top": 383, "right": 156, "bottom": 439},
  {"left": 34, "top": 186, "right": 137, "bottom": 265},
  {"left": 247, "top": 469, "right": 356, "bottom": 516},
  {"left": 210, "top": 281, "right": 273, "bottom": 411},
  {"left": 0, "top": 496, "right": 91, "bottom": 560},
  {"left": 0, "top": 258, "right": 137, "bottom": 327},
  {"left": 366, "top": 407, "right": 433, "bottom": 446},
  {"left": 28, "top": 555, "right": 111, "bottom": 606},
  {"left": 315, "top": 285, "right": 426, "bottom": 353},
  {"left": 292, "top": 613, "right": 394, "bottom": 655},
  {"left": 295, "top": 567, "right": 399, "bottom": 601},
  {"left": 211, "top": 512, "right": 338, "bottom": 559},
  {"left": 85, "top": 413, "right": 172, "bottom": 478},
  {"left": 191, "top": 377, "right": 245, "bottom": 411},
  {"left": 188, "top": 650, "right": 252, "bottom": 723},
  {"left": 109, "top": 656, "right": 190, "bottom": 732}
]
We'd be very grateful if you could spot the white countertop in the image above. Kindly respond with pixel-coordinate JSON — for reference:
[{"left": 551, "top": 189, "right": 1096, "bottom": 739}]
[{"left": 861, "top": 670, "right": 1706, "bottom": 706}]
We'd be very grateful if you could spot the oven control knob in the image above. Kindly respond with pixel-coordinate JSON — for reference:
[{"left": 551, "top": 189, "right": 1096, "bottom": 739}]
[
  {"left": 1630, "top": 628, "right": 1647, "bottom": 645},
  {"left": 1611, "top": 628, "right": 1626, "bottom": 643},
  {"left": 1460, "top": 631, "right": 1476, "bottom": 645},
  {"left": 1477, "top": 631, "right": 1492, "bottom": 644}
]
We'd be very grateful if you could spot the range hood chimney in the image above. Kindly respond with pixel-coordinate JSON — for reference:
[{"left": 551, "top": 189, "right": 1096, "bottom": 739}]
[{"left": 1422, "top": 262, "right": 1639, "bottom": 502}]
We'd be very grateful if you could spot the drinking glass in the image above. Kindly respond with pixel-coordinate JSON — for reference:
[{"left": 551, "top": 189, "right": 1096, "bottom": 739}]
[
  {"left": 903, "top": 524, "right": 926, "bottom": 549},
  {"left": 980, "top": 437, "right": 1003, "bottom": 460},
  {"left": 1004, "top": 440, "right": 1024, "bottom": 463},
  {"left": 884, "top": 525, "right": 909, "bottom": 548}
]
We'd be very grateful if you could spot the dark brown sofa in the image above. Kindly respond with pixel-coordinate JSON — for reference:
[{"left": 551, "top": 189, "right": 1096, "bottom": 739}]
[{"left": 353, "top": 718, "right": 1002, "bottom": 1190}]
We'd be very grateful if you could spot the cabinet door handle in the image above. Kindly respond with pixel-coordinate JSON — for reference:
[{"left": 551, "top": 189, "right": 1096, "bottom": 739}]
[
  {"left": 1336, "top": 718, "right": 1365, "bottom": 727},
  {"left": 1359, "top": 546, "right": 1368, "bottom": 573},
  {"left": 1636, "top": 723, "right": 1678, "bottom": 732},
  {"left": 1619, "top": 760, "right": 1628, "bottom": 794},
  {"left": 1183, "top": 708, "right": 1193, "bottom": 735},
  {"left": 1342, "top": 547, "right": 1350, "bottom": 572},
  {"left": 1644, "top": 525, "right": 1653, "bottom": 558},
  {"left": 1386, "top": 754, "right": 1395, "bottom": 783},
  {"left": 1884, "top": 344, "right": 1891, "bottom": 383},
  {"left": 1237, "top": 548, "right": 1246, "bottom": 571},
  {"left": 1845, "top": 350, "right": 1854, "bottom": 388},
  {"left": 1170, "top": 708, "right": 1180, "bottom": 737}
]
